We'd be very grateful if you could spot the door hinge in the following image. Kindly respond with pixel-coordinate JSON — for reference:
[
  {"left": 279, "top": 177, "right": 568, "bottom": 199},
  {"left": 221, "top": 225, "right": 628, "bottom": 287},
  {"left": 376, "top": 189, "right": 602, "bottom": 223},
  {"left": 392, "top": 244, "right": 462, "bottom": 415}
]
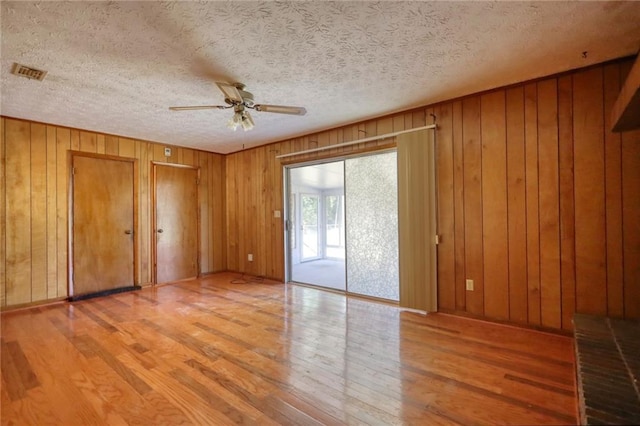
[
  {"left": 72, "top": 167, "right": 76, "bottom": 175},
  {"left": 434, "top": 234, "right": 441, "bottom": 245}
]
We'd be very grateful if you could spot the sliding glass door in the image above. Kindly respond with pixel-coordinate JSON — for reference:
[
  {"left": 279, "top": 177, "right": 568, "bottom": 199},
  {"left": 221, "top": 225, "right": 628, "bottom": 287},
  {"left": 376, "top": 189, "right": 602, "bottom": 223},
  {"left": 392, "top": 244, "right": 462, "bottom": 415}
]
[
  {"left": 286, "top": 151, "right": 399, "bottom": 301},
  {"left": 345, "top": 152, "right": 399, "bottom": 300}
]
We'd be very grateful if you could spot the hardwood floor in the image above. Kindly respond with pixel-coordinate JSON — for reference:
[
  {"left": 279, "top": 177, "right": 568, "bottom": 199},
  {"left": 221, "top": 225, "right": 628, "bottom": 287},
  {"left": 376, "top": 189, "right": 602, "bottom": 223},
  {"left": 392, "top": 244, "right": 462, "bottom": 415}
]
[{"left": 1, "top": 273, "right": 577, "bottom": 425}]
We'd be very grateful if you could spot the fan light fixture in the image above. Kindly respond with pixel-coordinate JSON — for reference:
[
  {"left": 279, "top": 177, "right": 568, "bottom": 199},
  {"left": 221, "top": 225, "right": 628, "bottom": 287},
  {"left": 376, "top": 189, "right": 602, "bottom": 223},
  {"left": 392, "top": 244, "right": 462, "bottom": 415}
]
[
  {"left": 169, "top": 82, "right": 306, "bottom": 132},
  {"left": 227, "top": 105, "right": 254, "bottom": 131}
]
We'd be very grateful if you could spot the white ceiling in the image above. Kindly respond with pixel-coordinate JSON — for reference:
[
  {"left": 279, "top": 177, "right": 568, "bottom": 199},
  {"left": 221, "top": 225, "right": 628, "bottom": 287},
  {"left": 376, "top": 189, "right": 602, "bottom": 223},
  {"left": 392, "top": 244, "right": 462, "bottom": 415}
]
[
  {"left": 290, "top": 161, "right": 344, "bottom": 191},
  {"left": 1, "top": 2, "right": 639, "bottom": 154}
]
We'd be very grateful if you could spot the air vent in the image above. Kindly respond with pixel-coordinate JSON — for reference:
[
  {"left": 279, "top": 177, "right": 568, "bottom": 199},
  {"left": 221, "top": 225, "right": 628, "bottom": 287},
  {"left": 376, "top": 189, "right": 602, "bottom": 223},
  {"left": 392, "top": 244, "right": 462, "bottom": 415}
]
[{"left": 11, "top": 63, "right": 47, "bottom": 81}]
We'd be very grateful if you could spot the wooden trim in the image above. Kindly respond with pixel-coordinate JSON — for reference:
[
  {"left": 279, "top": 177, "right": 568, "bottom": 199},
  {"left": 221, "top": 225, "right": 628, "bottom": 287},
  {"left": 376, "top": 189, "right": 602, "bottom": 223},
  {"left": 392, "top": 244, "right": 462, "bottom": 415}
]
[
  {"left": 150, "top": 160, "right": 200, "bottom": 170},
  {"left": 611, "top": 53, "right": 640, "bottom": 132},
  {"left": 67, "top": 151, "right": 139, "bottom": 296},
  {"left": 0, "top": 296, "right": 67, "bottom": 313},
  {"left": 437, "top": 309, "right": 573, "bottom": 337}
]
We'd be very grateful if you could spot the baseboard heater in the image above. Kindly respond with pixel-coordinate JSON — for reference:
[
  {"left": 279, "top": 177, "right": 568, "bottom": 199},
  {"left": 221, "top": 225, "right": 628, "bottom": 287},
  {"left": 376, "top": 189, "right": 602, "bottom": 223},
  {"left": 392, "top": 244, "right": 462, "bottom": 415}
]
[{"left": 68, "top": 285, "right": 142, "bottom": 302}]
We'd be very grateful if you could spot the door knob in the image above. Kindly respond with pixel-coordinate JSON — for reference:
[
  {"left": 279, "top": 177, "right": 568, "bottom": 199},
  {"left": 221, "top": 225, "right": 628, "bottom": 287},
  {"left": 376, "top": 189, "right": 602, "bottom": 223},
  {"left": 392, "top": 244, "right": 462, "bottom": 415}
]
[
  {"left": 124, "top": 229, "right": 132, "bottom": 235},
  {"left": 157, "top": 229, "right": 163, "bottom": 233}
]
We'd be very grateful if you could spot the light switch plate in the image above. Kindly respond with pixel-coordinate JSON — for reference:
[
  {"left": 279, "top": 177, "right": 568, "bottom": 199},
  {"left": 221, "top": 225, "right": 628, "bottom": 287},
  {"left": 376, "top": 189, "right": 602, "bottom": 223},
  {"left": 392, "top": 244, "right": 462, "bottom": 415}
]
[{"left": 465, "top": 279, "right": 474, "bottom": 291}]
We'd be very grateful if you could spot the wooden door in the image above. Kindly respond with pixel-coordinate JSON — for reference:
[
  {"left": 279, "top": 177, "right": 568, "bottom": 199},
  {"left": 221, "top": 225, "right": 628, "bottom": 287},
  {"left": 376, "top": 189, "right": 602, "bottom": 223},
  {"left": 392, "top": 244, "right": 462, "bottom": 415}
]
[
  {"left": 154, "top": 164, "right": 199, "bottom": 283},
  {"left": 72, "top": 155, "right": 135, "bottom": 296}
]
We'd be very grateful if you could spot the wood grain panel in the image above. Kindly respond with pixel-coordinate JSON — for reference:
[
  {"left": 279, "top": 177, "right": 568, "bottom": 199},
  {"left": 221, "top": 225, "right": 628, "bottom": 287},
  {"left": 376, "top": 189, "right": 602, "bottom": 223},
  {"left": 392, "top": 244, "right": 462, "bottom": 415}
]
[
  {"left": 481, "top": 91, "right": 509, "bottom": 320},
  {"left": 5, "top": 119, "right": 32, "bottom": 305},
  {"left": 119, "top": 138, "right": 135, "bottom": 159},
  {"left": 211, "top": 153, "right": 226, "bottom": 272},
  {"left": 620, "top": 61, "right": 640, "bottom": 318},
  {"left": 393, "top": 114, "right": 405, "bottom": 132},
  {"left": 263, "top": 147, "right": 274, "bottom": 278},
  {"left": 79, "top": 131, "right": 97, "bottom": 153},
  {"left": 105, "top": 135, "right": 119, "bottom": 156},
  {"left": 506, "top": 87, "right": 528, "bottom": 323},
  {"left": 557, "top": 76, "right": 576, "bottom": 330},
  {"left": 199, "top": 153, "right": 210, "bottom": 273},
  {"left": 377, "top": 117, "right": 393, "bottom": 137},
  {"left": 56, "top": 127, "right": 70, "bottom": 298},
  {"left": 0, "top": 118, "right": 5, "bottom": 306},
  {"left": 96, "top": 134, "right": 105, "bottom": 154},
  {"left": 138, "top": 141, "right": 151, "bottom": 284},
  {"left": 603, "top": 63, "right": 624, "bottom": 317},
  {"left": 46, "top": 126, "right": 58, "bottom": 299},
  {"left": 270, "top": 149, "right": 282, "bottom": 280},
  {"left": 524, "top": 83, "right": 541, "bottom": 325},
  {"left": 621, "top": 129, "right": 640, "bottom": 317},
  {"left": 462, "top": 97, "right": 484, "bottom": 315},
  {"left": 250, "top": 149, "right": 261, "bottom": 275},
  {"left": 452, "top": 101, "right": 466, "bottom": 311},
  {"left": 70, "top": 130, "right": 80, "bottom": 151},
  {"left": 180, "top": 148, "right": 195, "bottom": 167},
  {"left": 537, "top": 79, "right": 561, "bottom": 329},
  {"left": 573, "top": 67, "right": 607, "bottom": 316},
  {"left": 257, "top": 147, "right": 268, "bottom": 276},
  {"left": 226, "top": 155, "right": 239, "bottom": 272},
  {"left": 238, "top": 151, "right": 249, "bottom": 273},
  {"left": 435, "top": 103, "right": 455, "bottom": 311},
  {"left": 30, "top": 123, "right": 48, "bottom": 302}
]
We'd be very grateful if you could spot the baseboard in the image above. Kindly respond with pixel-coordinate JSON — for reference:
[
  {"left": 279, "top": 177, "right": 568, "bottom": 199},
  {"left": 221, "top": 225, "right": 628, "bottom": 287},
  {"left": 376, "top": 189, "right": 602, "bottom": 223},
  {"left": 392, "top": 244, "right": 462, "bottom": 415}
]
[{"left": 437, "top": 309, "right": 573, "bottom": 336}]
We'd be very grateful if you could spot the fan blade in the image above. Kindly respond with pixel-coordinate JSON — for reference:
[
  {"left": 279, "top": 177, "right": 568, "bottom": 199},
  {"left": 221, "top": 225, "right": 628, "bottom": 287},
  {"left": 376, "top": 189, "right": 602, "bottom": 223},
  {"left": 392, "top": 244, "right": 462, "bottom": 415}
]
[
  {"left": 216, "top": 82, "right": 243, "bottom": 103},
  {"left": 169, "top": 105, "right": 228, "bottom": 111},
  {"left": 254, "top": 104, "right": 307, "bottom": 115}
]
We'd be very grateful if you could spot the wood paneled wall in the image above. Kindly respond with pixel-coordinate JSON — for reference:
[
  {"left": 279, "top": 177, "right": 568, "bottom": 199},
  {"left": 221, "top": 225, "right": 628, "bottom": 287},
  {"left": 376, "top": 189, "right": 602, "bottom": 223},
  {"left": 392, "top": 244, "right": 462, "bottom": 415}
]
[
  {"left": 224, "top": 110, "right": 431, "bottom": 281},
  {"left": 0, "top": 119, "right": 226, "bottom": 308},
  {"left": 2, "top": 57, "right": 638, "bottom": 329},
  {"left": 225, "top": 58, "right": 640, "bottom": 330}
]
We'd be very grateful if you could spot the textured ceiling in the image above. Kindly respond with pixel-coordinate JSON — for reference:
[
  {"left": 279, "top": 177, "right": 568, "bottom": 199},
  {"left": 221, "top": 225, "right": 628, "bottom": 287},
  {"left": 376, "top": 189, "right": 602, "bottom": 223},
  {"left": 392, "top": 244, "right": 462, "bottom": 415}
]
[{"left": 1, "top": 1, "right": 639, "bottom": 154}]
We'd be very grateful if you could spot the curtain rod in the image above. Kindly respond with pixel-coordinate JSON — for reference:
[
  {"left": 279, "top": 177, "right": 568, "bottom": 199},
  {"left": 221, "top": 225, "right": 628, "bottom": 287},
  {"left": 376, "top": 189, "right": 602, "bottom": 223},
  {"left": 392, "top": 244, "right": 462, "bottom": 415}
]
[{"left": 275, "top": 123, "right": 437, "bottom": 159}]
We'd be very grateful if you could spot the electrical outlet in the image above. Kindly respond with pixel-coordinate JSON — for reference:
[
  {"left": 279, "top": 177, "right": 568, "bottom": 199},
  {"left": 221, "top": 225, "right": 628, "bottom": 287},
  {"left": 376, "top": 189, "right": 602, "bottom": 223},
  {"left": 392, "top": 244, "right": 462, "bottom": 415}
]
[
  {"left": 274, "top": 210, "right": 281, "bottom": 218},
  {"left": 465, "top": 279, "right": 474, "bottom": 291},
  {"left": 248, "top": 254, "right": 253, "bottom": 262}
]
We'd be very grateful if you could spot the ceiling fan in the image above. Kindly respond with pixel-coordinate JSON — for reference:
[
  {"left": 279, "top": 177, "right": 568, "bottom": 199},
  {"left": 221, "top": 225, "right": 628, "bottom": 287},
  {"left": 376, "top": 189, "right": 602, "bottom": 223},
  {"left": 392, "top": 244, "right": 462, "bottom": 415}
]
[{"left": 169, "top": 82, "right": 307, "bottom": 131}]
